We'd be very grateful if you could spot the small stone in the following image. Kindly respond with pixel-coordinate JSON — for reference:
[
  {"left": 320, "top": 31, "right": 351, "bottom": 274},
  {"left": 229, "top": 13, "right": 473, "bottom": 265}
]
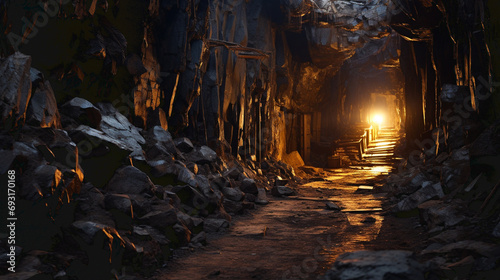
[
  {"left": 191, "top": 231, "right": 206, "bottom": 245},
  {"left": 255, "top": 187, "right": 269, "bottom": 205},
  {"left": 271, "top": 185, "right": 295, "bottom": 197},
  {"left": 255, "top": 199, "right": 269, "bottom": 205},
  {"left": 326, "top": 202, "right": 341, "bottom": 211}
]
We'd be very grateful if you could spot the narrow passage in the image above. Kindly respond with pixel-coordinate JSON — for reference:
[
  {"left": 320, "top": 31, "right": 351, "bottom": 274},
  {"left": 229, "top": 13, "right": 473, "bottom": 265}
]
[{"left": 155, "top": 127, "right": 427, "bottom": 280}]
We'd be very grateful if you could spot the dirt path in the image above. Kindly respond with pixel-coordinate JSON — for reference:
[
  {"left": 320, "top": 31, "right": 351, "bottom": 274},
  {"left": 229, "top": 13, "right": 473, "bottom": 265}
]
[{"left": 152, "top": 129, "right": 428, "bottom": 280}]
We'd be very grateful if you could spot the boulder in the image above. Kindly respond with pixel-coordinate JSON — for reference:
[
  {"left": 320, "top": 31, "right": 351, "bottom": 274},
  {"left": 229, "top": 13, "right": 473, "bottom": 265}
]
[
  {"left": 418, "top": 200, "right": 467, "bottom": 230},
  {"left": 47, "top": 141, "right": 79, "bottom": 170},
  {"left": 106, "top": 166, "right": 155, "bottom": 194},
  {"left": 69, "top": 125, "right": 137, "bottom": 157},
  {"left": 96, "top": 102, "right": 146, "bottom": 159},
  {"left": 429, "top": 229, "right": 472, "bottom": 244},
  {"left": 0, "top": 52, "right": 32, "bottom": 127},
  {"left": 271, "top": 185, "right": 295, "bottom": 197},
  {"left": 203, "top": 218, "right": 229, "bottom": 233},
  {"left": 196, "top": 174, "right": 218, "bottom": 199},
  {"left": 283, "top": 151, "right": 305, "bottom": 169},
  {"left": 139, "top": 205, "right": 178, "bottom": 230},
  {"left": 156, "top": 187, "right": 181, "bottom": 208},
  {"left": 222, "top": 199, "right": 243, "bottom": 214},
  {"left": 441, "top": 147, "right": 470, "bottom": 191},
  {"left": 128, "top": 194, "right": 154, "bottom": 217},
  {"left": 176, "top": 165, "right": 198, "bottom": 187},
  {"left": 132, "top": 225, "right": 169, "bottom": 245},
  {"left": 104, "top": 194, "right": 133, "bottom": 216},
  {"left": 17, "top": 126, "right": 72, "bottom": 148},
  {"left": 19, "top": 164, "right": 62, "bottom": 200},
  {"left": 211, "top": 175, "right": 230, "bottom": 189},
  {"left": 240, "top": 178, "right": 258, "bottom": 195},
  {"left": 186, "top": 146, "right": 217, "bottom": 164},
  {"left": 173, "top": 223, "right": 192, "bottom": 245},
  {"left": 223, "top": 166, "right": 243, "bottom": 180},
  {"left": 148, "top": 159, "right": 175, "bottom": 177},
  {"left": 322, "top": 250, "right": 426, "bottom": 280},
  {"left": 221, "top": 187, "right": 244, "bottom": 202},
  {"left": 176, "top": 211, "right": 195, "bottom": 230},
  {"left": 148, "top": 125, "right": 173, "bottom": 143},
  {"left": 393, "top": 182, "right": 444, "bottom": 212},
  {"left": 71, "top": 220, "right": 122, "bottom": 245},
  {"left": 26, "top": 79, "right": 61, "bottom": 128},
  {"left": 174, "top": 137, "right": 194, "bottom": 153},
  {"left": 145, "top": 126, "right": 180, "bottom": 159},
  {"left": 60, "top": 97, "right": 102, "bottom": 128},
  {"left": 76, "top": 183, "right": 105, "bottom": 213},
  {"left": 244, "top": 193, "right": 256, "bottom": 202},
  {"left": 421, "top": 240, "right": 499, "bottom": 258},
  {"left": 190, "top": 231, "right": 206, "bottom": 245}
]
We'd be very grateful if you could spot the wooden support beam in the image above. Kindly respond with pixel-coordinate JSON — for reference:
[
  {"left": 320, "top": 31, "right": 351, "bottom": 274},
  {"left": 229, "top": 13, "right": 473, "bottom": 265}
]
[{"left": 206, "top": 39, "right": 270, "bottom": 60}]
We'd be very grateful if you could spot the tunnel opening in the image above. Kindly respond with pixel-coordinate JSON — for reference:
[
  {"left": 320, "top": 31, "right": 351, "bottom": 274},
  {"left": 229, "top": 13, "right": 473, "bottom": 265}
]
[{"left": 275, "top": 1, "right": 406, "bottom": 169}]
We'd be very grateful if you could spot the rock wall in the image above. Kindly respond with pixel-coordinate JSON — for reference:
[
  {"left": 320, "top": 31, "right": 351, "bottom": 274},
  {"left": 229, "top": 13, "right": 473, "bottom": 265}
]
[
  {"left": 0, "top": 0, "right": 401, "bottom": 162},
  {"left": 391, "top": 0, "right": 494, "bottom": 147}
]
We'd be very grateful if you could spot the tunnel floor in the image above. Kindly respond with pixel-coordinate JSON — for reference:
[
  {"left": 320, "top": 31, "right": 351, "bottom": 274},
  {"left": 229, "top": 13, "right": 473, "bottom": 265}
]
[{"left": 153, "top": 128, "right": 429, "bottom": 280}]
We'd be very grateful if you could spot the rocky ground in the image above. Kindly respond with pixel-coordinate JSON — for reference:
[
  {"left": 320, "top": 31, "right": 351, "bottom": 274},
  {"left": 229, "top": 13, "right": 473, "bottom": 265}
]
[
  {"left": 153, "top": 166, "right": 429, "bottom": 280},
  {"left": 0, "top": 52, "right": 298, "bottom": 279}
]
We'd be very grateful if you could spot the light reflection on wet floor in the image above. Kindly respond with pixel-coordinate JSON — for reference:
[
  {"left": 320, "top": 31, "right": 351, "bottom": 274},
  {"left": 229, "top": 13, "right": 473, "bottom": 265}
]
[
  {"left": 319, "top": 128, "right": 400, "bottom": 263},
  {"left": 306, "top": 128, "right": 399, "bottom": 250}
]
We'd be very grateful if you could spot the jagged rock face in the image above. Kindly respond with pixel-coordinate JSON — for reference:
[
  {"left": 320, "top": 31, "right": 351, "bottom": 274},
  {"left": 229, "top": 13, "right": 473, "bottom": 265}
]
[
  {"left": 285, "top": 0, "right": 396, "bottom": 69},
  {"left": 0, "top": 0, "right": 405, "bottom": 161},
  {"left": 391, "top": 0, "right": 493, "bottom": 143},
  {"left": 0, "top": 52, "right": 32, "bottom": 127},
  {"left": 26, "top": 68, "right": 61, "bottom": 128}
]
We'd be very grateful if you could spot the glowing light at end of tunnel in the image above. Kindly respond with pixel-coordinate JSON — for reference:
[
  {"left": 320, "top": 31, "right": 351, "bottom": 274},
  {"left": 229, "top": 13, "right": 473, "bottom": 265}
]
[{"left": 372, "top": 114, "right": 384, "bottom": 125}]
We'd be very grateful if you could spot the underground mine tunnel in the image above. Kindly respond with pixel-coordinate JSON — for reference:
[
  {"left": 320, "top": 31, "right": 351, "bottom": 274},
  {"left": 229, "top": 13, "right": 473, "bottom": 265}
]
[{"left": 1, "top": 0, "right": 500, "bottom": 279}]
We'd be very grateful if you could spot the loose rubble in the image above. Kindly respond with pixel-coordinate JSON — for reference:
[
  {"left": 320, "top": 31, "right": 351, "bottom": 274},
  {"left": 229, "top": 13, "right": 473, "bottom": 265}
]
[{"left": 0, "top": 52, "right": 300, "bottom": 279}]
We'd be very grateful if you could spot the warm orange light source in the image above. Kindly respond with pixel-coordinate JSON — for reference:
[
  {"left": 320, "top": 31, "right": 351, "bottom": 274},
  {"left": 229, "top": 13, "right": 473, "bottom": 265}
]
[{"left": 372, "top": 114, "right": 383, "bottom": 125}]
